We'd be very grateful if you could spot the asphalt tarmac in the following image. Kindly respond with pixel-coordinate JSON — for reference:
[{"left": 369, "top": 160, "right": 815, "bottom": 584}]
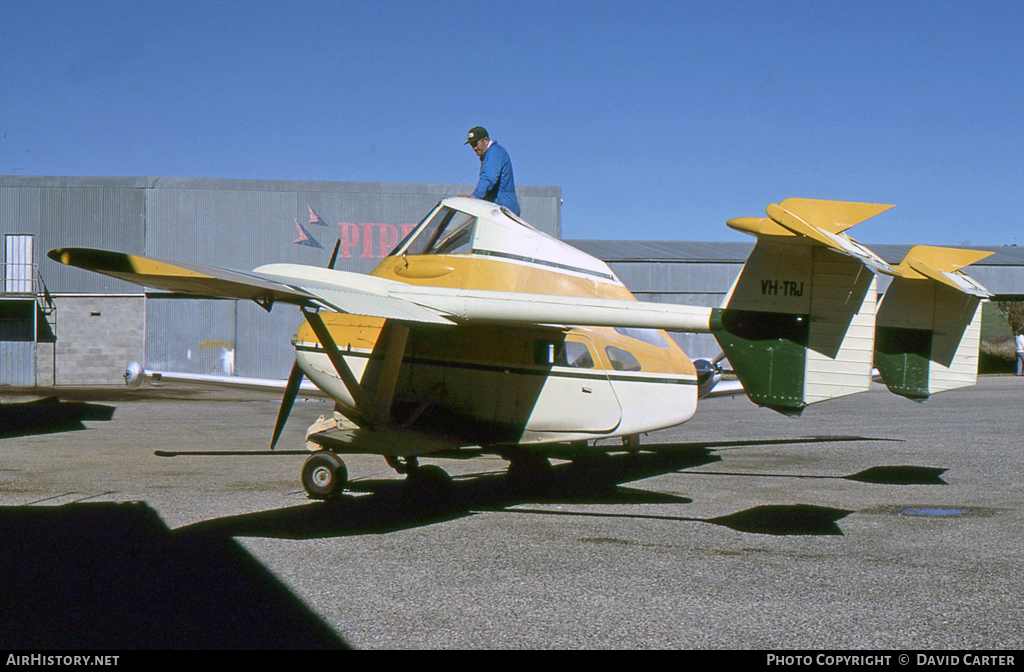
[{"left": 0, "top": 376, "right": 1021, "bottom": 650}]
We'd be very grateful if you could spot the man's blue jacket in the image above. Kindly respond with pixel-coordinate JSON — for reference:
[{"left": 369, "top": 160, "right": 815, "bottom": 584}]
[{"left": 472, "top": 142, "right": 521, "bottom": 216}]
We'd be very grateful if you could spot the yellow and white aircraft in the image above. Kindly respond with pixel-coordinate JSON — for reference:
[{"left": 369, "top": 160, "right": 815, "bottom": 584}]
[{"left": 48, "top": 197, "right": 992, "bottom": 498}]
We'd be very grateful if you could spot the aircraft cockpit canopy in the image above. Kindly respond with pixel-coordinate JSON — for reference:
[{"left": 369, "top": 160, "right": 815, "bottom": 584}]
[
  {"left": 389, "top": 197, "right": 622, "bottom": 286},
  {"left": 398, "top": 205, "right": 479, "bottom": 256}
]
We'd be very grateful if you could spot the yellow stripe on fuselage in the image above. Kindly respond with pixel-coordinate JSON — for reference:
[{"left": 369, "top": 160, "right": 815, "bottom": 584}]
[
  {"left": 294, "top": 313, "right": 696, "bottom": 378},
  {"left": 370, "top": 253, "right": 636, "bottom": 301},
  {"left": 295, "top": 252, "right": 694, "bottom": 381}
]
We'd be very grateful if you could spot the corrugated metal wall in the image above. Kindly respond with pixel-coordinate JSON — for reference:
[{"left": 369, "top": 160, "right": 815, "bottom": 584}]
[
  {"left": 0, "top": 175, "right": 561, "bottom": 383},
  {"left": 2, "top": 175, "right": 560, "bottom": 291},
  {"left": 138, "top": 177, "right": 562, "bottom": 379},
  {"left": 0, "top": 299, "right": 35, "bottom": 385},
  {"left": 27, "top": 179, "right": 147, "bottom": 294},
  {"left": 142, "top": 177, "right": 560, "bottom": 271},
  {"left": 4, "top": 173, "right": 1024, "bottom": 384},
  {"left": 0, "top": 342, "right": 34, "bottom": 386}
]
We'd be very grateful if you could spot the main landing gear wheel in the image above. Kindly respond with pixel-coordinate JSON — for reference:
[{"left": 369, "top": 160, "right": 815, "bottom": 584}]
[
  {"left": 407, "top": 464, "right": 451, "bottom": 486},
  {"left": 506, "top": 453, "right": 552, "bottom": 482},
  {"left": 404, "top": 464, "right": 453, "bottom": 502},
  {"left": 301, "top": 451, "right": 348, "bottom": 499}
]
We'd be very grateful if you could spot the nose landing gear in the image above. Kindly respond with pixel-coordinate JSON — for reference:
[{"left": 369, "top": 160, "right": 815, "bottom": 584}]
[{"left": 301, "top": 451, "right": 348, "bottom": 499}]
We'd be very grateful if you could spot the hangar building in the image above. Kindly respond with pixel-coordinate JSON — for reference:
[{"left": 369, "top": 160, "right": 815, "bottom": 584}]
[
  {"left": 566, "top": 239, "right": 1024, "bottom": 361},
  {"left": 2, "top": 174, "right": 1023, "bottom": 387},
  {"left": 0, "top": 175, "right": 560, "bottom": 386}
]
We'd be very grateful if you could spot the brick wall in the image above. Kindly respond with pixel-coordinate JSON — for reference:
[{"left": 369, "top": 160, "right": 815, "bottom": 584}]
[{"left": 51, "top": 296, "right": 145, "bottom": 385}]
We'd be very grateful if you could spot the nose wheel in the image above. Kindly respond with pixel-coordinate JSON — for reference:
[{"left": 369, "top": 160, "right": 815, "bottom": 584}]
[{"left": 301, "top": 452, "right": 348, "bottom": 499}]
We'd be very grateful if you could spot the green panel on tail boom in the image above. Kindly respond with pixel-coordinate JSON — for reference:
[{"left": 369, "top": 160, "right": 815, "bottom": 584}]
[
  {"left": 711, "top": 308, "right": 809, "bottom": 416},
  {"left": 874, "top": 326, "right": 932, "bottom": 400}
]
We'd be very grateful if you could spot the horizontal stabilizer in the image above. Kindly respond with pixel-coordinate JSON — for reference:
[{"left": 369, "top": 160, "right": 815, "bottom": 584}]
[
  {"left": 767, "top": 202, "right": 896, "bottom": 275},
  {"left": 775, "top": 198, "right": 894, "bottom": 234},
  {"left": 728, "top": 198, "right": 896, "bottom": 276},
  {"left": 893, "top": 246, "right": 993, "bottom": 298}
]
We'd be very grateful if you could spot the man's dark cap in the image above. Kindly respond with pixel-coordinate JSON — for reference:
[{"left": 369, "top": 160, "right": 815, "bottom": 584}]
[{"left": 465, "top": 126, "right": 489, "bottom": 145}]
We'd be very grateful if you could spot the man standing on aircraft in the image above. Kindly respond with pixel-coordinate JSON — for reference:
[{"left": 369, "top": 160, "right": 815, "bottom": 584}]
[
  {"left": 464, "top": 126, "right": 521, "bottom": 216},
  {"left": 1015, "top": 330, "right": 1024, "bottom": 376}
]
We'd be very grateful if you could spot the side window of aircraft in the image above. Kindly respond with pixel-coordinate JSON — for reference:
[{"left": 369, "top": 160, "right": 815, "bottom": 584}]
[
  {"left": 605, "top": 346, "right": 642, "bottom": 372},
  {"left": 534, "top": 340, "right": 595, "bottom": 369},
  {"left": 613, "top": 326, "right": 670, "bottom": 349},
  {"left": 401, "top": 207, "right": 477, "bottom": 256},
  {"left": 564, "top": 341, "right": 594, "bottom": 368},
  {"left": 432, "top": 213, "right": 476, "bottom": 255}
]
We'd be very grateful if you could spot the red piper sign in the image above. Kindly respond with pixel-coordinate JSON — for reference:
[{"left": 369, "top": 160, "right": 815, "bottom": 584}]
[
  {"left": 336, "top": 222, "right": 418, "bottom": 259},
  {"left": 295, "top": 206, "right": 418, "bottom": 259}
]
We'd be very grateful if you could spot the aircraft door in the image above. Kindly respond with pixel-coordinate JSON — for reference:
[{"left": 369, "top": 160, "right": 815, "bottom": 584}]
[{"left": 521, "top": 334, "right": 622, "bottom": 434}]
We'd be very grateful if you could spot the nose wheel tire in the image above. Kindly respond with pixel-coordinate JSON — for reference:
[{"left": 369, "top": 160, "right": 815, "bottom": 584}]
[{"left": 301, "top": 452, "right": 348, "bottom": 499}]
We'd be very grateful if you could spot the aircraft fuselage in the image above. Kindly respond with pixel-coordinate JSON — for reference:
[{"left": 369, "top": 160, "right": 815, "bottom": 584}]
[
  {"left": 294, "top": 312, "right": 698, "bottom": 446},
  {"left": 293, "top": 246, "right": 699, "bottom": 446}
]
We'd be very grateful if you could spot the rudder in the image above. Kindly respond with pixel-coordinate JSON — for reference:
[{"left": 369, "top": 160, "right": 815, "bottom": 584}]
[
  {"left": 712, "top": 237, "right": 877, "bottom": 415},
  {"left": 874, "top": 245, "right": 991, "bottom": 400},
  {"left": 717, "top": 199, "right": 992, "bottom": 413}
]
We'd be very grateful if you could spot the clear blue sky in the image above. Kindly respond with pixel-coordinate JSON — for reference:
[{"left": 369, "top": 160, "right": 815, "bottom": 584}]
[{"left": 2, "top": 0, "right": 1022, "bottom": 246}]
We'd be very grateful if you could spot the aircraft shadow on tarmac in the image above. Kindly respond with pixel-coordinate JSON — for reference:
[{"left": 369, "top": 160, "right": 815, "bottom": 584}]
[
  {"left": 0, "top": 501, "right": 349, "bottom": 650},
  {"left": 0, "top": 436, "right": 944, "bottom": 648},
  {"left": 180, "top": 435, "right": 932, "bottom": 542},
  {"left": 0, "top": 396, "right": 116, "bottom": 439}
]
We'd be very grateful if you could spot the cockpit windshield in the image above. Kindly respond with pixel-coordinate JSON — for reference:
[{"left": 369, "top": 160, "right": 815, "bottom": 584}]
[{"left": 394, "top": 206, "right": 477, "bottom": 256}]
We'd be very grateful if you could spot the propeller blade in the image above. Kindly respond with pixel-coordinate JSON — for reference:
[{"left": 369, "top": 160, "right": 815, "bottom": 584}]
[
  {"left": 327, "top": 238, "right": 341, "bottom": 270},
  {"left": 270, "top": 361, "right": 305, "bottom": 450}
]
